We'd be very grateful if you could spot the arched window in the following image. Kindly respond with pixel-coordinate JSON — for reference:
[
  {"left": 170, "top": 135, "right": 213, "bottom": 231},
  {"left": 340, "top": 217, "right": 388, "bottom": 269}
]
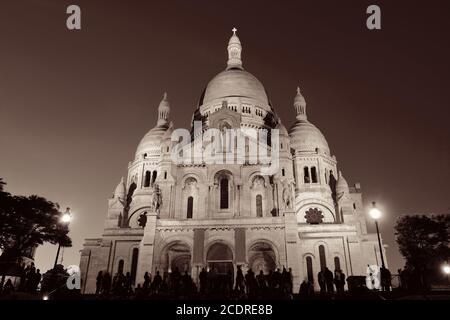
[
  {"left": 334, "top": 257, "right": 341, "bottom": 271},
  {"left": 319, "top": 245, "right": 327, "bottom": 270},
  {"left": 304, "top": 167, "right": 310, "bottom": 183},
  {"left": 118, "top": 259, "right": 124, "bottom": 274},
  {"left": 329, "top": 170, "right": 337, "bottom": 204},
  {"left": 164, "top": 171, "right": 167, "bottom": 180},
  {"left": 187, "top": 196, "right": 193, "bottom": 219},
  {"left": 144, "top": 171, "right": 151, "bottom": 187},
  {"left": 256, "top": 194, "right": 263, "bottom": 217},
  {"left": 311, "top": 167, "right": 318, "bottom": 183},
  {"left": 151, "top": 171, "right": 157, "bottom": 185},
  {"left": 130, "top": 248, "right": 139, "bottom": 282},
  {"left": 220, "top": 178, "right": 229, "bottom": 209},
  {"left": 306, "top": 256, "right": 314, "bottom": 283},
  {"left": 282, "top": 168, "right": 285, "bottom": 177}
]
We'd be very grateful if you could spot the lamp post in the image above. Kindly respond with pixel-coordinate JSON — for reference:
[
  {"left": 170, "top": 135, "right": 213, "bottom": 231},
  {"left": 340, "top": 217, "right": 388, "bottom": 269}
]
[
  {"left": 53, "top": 207, "right": 72, "bottom": 270},
  {"left": 369, "top": 202, "right": 385, "bottom": 268}
]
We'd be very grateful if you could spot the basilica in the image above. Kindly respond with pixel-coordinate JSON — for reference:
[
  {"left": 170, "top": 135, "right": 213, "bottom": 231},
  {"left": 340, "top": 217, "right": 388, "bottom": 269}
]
[{"left": 79, "top": 29, "right": 387, "bottom": 293}]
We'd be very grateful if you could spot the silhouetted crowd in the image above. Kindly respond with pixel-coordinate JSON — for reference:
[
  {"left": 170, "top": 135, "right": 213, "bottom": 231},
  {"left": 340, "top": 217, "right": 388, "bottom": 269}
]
[
  {"left": 299, "top": 267, "right": 347, "bottom": 298},
  {"left": 94, "top": 266, "right": 296, "bottom": 299},
  {"left": 1, "top": 263, "right": 403, "bottom": 299},
  {"left": 0, "top": 262, "right": 42, "bottom": 295}
]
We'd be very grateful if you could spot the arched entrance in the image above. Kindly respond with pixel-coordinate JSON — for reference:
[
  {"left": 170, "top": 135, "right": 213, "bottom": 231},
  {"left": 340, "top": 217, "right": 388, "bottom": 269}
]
[
  {"left": 206, "top": 243, "right": 234, "bottom": 275},
  {"left": 248, "top": 242, "right": 276, "bottom": 274},
  {"left": 161, "top": 242, "right": 192, "bottom": 274}
]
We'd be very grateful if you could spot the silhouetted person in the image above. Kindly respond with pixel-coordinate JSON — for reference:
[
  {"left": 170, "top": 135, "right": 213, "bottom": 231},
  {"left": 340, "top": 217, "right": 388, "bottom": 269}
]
[
  {"left": 2, "top": 279, "right": 14, "bottom": 294},
  {"left": 181, "top": 272, "right": 191, "bottom": 295},
  {"left": 124, "top": 272, "right": 133, "bottom": 295},
  {"left": 171, "top": 267, "right": 181, "bottom": 294},
  {"left": 245, "top": 269, "right": 257, "bottom": 297},
  {"left": 95, "top": 271, "right": 103, "bottom": 295},
  {"left": 19, "top": 264, "right": 27, "bottom": 291},
  {"left": 299, "top": 279, "right": 310, "bottom": 298},
  {"left": 287, "top": 268, "right": 293, "bottom": 294},
  {"left": 324, "top": 267, "right": 334, "bottom": 293},
  {"left": 256, "top": 270, "right": 267, "bottom": 296},
  {"left": 281, "top": 267, "right": 292, "bottom": 294},
  {"left": 380, "top": 266, "right": 392, "bottom": 291},
  {"left": 112, "top": 271, "right": 124, "bottom": 295},
  {"left": 160, "top": 272, "right": 169, "bottom": 293},
  {"left": 199, "top": 268, "right": 208, "bottom": 294},
  {"left": 32, "top": 269, "right": 41, "bottom": 292},
  {"left": 152, "top": 270, "right": 162, "bottom": 293},
  {"left": 235, "top": 266, "right": 245, "bottom": 293},
  {"left": 102, "top": 272, "right": 111, "bottom": 295},
  {"left": 26, "top": 266, "right": 36, "bottom": 292},
  {"left": 273, "top": 268, "right": 282, "bottom": 292},
  {"left": 334, "top": 269, "right": 345, "bottom": 293},
  {"left": 317, "top": 268, "right": 326, "bottom": 293},
  {"left": 143, "top": 272, "right": 151, "bottom": 291}
]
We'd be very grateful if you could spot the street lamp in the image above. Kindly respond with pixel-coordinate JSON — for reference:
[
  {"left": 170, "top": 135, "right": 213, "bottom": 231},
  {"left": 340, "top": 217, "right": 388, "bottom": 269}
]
[
  {"left": 443, "top": 263, "right": 450, "bottom": 285},
  {"left": 369, "top": 202, "right": 385, "bottom": 268},
  {"left": 53, "top": 207, "right": 72, "bottom": 270}
]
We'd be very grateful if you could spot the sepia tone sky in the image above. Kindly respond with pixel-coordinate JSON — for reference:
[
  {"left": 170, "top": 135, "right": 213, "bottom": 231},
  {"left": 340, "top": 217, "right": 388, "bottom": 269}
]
[{"left": 0, "top": 0, "right": 449, "bottom": 274}]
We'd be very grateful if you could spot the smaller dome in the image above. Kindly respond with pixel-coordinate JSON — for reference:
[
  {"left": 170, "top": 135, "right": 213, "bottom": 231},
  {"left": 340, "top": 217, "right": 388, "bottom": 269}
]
[
  {"left": 135, "top": 123, "right": 170, "bottom": 158},
  {"left": 276, "top": 122, "right": 289, "bottom": 136},
  {"left": 336, "top": 171, "right": 349, "bottom": 196},
  {"left": 289, "top": 120, "right": 330, "bottom": 154},
  {"left": 114, "top": 177, "right": 126, "bottom": 199}
]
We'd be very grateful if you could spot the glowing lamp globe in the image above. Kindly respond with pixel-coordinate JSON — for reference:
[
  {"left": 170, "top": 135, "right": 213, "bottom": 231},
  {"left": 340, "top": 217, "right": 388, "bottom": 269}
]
[
  {"left": 369, "top": 207, "right": 382, "bottom": 220},
  {"left": 61, "top": 213, "right": 71, "bottom": 223},
  {"left": 443, "top": 264, "right": 450, "bottom": 275}
]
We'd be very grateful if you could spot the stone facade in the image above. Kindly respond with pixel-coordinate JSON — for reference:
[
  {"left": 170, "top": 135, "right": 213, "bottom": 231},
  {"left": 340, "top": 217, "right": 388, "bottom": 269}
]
[{"left": 79, "top": 30, "right": 387, "bottom": 294}]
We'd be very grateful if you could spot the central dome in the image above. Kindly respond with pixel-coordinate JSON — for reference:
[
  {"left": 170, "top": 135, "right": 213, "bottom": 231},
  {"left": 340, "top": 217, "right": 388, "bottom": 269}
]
[{"left": 200, "top": 69, "right": 269, "bottom": 108}]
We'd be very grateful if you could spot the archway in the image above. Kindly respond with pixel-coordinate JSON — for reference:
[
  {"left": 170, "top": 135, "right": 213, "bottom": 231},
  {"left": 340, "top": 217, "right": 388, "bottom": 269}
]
[
  {"left": 206, "top": 243, "right": 234, "bottom": 275},
  {"left": 248, "top": 242, "right": 276, "bottom": 274},
  {"left": 161, "top": 242, "right": 192, "bottom": 274}
]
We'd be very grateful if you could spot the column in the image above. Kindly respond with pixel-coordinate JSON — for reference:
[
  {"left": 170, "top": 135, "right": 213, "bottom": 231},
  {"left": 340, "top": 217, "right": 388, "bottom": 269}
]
[
  {"left": 192, "top": 228, "right": 206, "bottom": 285},
  {"left": 284, "top": 211, "right": 301, "bottom": 292},
  {"left": 135, "top": 211, "right": 158, "bottom": 286}
]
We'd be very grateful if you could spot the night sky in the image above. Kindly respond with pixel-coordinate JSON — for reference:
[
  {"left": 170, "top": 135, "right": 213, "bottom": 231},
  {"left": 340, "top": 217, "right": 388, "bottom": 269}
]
[{"left": 1, "top": 0, "right": 449, "bottom": 274}]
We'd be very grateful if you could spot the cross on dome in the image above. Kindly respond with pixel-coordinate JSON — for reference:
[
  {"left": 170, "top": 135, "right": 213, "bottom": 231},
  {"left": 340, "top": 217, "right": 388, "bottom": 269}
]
[{"left": 227, "top": 27, "right": 243, "bottom": 70}]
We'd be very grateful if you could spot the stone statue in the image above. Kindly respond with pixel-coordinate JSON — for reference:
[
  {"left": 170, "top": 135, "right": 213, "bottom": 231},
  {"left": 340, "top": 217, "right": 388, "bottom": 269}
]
[
  {"left": 152, "top": 184, "right": 162, "bottom": 214},
  {"left": 282, "top": 184, "right": 293, "bottom": 209}
]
